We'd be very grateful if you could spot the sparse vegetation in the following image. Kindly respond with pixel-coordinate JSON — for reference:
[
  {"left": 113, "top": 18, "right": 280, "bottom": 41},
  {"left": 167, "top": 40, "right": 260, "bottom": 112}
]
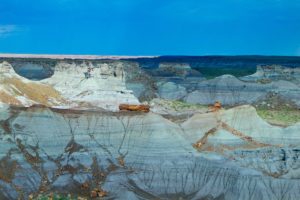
[
  {"left": 170, "top": 100, "right": 202, "bottom": 109},
  {"left": 257, "top": 107, "right": 300, "bottom": 126},
  {"left": 256, "top": 78, "right": 272, "bottom": 84},
  {"left": 255, "top": 93, "right": 300, "bottom": 126},
  {"left": 155, "top": 99, "right": 207, "bottom": 111}
]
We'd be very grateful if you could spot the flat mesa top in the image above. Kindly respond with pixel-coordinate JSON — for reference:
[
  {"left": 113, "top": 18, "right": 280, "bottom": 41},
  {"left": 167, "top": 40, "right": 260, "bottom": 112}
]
[{"left": 0, "top": 54, "right": 157, "bottom": 60}]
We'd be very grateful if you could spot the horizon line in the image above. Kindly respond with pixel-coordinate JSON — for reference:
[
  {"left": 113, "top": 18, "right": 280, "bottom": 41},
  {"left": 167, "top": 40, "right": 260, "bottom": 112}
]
[{"left": 0, "top": 53, "right": 300, "bottom": 60}]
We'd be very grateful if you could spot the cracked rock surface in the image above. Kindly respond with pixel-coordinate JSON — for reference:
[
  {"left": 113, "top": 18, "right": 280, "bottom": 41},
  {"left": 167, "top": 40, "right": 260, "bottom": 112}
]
[{"left": 0, "top": 105, "right": 299, "bottom": 200}]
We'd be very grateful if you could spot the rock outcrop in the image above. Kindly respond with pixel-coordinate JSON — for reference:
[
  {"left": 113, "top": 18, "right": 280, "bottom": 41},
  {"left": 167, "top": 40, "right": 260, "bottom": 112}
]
[
  {"left": 185, "top": 75, "right": 272, "bottom": 105},
  {"left": 3, "top": 58, "right": 300, "bottom": 108},
  {"left": 0, "top": 60, "right": 140, "bottom": 111},
  {"left": 241, "top": 65, "right": 300, "bottom": 107},
  {"left": 1, "top": 56, "right": 300, "bottom": 199},
  {"left": 0, "top": 105, "right": 299, "bottom": 199},
  {"left": 0, "top": 62, "right": 65, "bottom": 107},
  {"left": 241, "top": 65, "right": 300, "bottom": 84},
  {"left": 157, "top": 81, "right": 187, "bottom": 100},
  {"left": 42, "top": 61, "right": 139, "bottom": 111}
]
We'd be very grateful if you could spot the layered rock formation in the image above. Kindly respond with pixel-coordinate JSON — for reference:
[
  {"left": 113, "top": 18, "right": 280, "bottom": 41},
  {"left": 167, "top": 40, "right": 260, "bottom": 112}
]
[
  {"left": 0, "top": 55, "right": 300, "bottom": 200},
  {"left": 242, "top": 65, "right": 300, "bottom": 84},
  {"left": 184, "top": 75, "right": 270, "bottom": 105},
  {"left": 0, "top": 60, "right": 139, "bottom": 111},
  {"left": 241, "top": 65, "right": 300, "bottom": 107},
  {"left": 2, "top": 58, "right": 300, "bottom": 108},
  {"left": 0, "top": 105, "right": 299, "bottom": 199},
  {"left": 0, "top": 62, "right": 65, "bottom": 107},
  {"left": 42, "top": 61, "right": 139, "bottom": 111}
]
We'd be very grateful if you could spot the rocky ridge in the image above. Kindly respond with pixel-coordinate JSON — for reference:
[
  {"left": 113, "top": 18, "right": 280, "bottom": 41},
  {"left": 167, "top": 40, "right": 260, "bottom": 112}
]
[
  {"left": 0, "top": 105, "right": 299, "bottom": 199},
  {"left": 0, "top": 60, "right": 139, "bottom": 111},
  {"left": 0, "top": 56, "right": 300, "bottom": 199}
]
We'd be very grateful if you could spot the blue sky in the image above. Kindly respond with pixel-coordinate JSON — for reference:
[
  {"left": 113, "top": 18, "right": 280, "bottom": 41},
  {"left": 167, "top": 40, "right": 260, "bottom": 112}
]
[{"left": 0, "top": 0, "right": 300, "bottom": 55}]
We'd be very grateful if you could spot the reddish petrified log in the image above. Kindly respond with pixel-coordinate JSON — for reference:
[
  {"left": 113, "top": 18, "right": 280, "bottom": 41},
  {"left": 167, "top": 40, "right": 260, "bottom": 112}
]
[{"left": 119, "top": 104, "right": 150, "bottom": 112}]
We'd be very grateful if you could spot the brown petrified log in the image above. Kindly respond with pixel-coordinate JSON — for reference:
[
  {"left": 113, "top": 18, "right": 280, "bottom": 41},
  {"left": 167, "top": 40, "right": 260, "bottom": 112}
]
[{"left": 119, "top": 104, "right": 150, "bottom": 112}]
